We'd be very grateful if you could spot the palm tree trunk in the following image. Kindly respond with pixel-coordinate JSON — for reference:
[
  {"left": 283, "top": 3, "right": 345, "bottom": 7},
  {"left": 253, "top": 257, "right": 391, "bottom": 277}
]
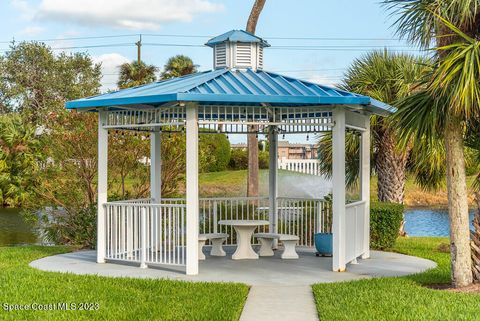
[
  {"left": 246, "top": 0, "right": 266, "bottom": 34},
  {"left": 376, "top": 129, "right": 408, "bottom": 203},
  {"left": 445, "top": 115, "right": 473, "bottom": 287},
  {"left": 245, "top": 0, "right": 266, "bottom": 197}
]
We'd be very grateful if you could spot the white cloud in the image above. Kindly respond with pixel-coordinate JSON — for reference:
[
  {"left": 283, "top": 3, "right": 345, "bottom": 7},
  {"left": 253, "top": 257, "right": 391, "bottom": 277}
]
[
  {"left": 20, "top": 26, "right": 45, "bottom": 36},
  {"left": 10, "top": 0, "right": 35, "bottom": 19},
  {"left": 35, "top": 0, "right": 224, "bottom": 30},
  {"left": 93, "top": 53, "right": 131, "bottom": 92}
]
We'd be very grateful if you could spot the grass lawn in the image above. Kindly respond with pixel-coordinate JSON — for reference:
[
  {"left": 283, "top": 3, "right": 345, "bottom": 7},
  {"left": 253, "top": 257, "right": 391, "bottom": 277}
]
[
  {"left": 313, "top": 237, "right": 480, "bottom": 321},
  {"left": 0, "top": 246, "right": 248, "bottom": 321}
]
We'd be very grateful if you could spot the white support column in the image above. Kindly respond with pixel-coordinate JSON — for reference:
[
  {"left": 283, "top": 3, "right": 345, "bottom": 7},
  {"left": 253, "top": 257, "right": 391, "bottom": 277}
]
[
  {"left": 185, "top": 103, "right": 199, "bottom": 275},
  {"left": 150, "top": 131, "right": 162, "bottom": 202},
  {"left": 97, "top": 110, "right": 108, "bottom": 263},
  {"left": 268, "top": 125, "right": 278, "bottom": 247},
  {"left": 332, "top": 108, "right": 346, "bottom": 272},
  {"left": 360, "top": 115, "right": 371, "bottom": 259},
  {"left": 150, "top": 130, "right": 162, "bottom": 253}
]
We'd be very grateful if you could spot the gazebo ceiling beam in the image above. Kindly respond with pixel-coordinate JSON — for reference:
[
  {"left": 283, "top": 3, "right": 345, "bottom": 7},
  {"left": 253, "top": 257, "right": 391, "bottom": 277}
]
[{"left": 97, "top": 104, "right": 373, "bottom": 134}]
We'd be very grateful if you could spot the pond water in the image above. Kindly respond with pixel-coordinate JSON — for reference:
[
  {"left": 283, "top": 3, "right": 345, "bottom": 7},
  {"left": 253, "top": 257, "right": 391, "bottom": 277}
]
[
  {"left": 0, "top": 208, "right": 38, "bottom": 246},
  {"left": 404, "top": 208, "right": 475, "bottom": 237}
]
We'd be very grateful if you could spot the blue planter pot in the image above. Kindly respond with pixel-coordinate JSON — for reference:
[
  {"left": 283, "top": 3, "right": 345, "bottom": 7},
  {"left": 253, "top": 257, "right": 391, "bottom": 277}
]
[{"left": 314, "top": 233, "right": 333, "bottom": 256}]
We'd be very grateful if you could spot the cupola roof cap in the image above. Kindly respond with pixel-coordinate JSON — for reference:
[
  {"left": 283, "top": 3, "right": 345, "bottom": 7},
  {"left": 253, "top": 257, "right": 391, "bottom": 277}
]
[{"left": 206, "top": 30, "right": 270, "bottom": 47}]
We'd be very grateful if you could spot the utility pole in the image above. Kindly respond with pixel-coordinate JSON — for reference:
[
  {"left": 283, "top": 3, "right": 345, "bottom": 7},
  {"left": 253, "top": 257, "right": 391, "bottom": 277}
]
[{"left": 135, "top": 34, "right": 142, "bottom": 64}]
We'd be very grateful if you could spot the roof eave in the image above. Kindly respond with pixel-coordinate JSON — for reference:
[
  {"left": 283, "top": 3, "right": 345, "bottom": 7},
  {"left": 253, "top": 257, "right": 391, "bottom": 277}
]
[
  {"left": 65, "top": 93, "right": 179, "bottom": 109},
  {"left": 367, "top": 98, "right": 396, "bottom": 116}
]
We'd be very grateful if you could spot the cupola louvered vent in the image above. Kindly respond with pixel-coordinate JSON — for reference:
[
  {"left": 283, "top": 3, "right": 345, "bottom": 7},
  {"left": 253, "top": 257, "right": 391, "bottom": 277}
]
[
  {"left": 214, "top": 43, "right": 227, "bottom": 68},
  {"left": 258, "top": 46, "right": 264, "bottom": 69},
  {"left": 235, "top": 43, "right": 252, "bottom": 66},
  {"left": 206, "top": 30, "right": 270, "bottom": 71}
]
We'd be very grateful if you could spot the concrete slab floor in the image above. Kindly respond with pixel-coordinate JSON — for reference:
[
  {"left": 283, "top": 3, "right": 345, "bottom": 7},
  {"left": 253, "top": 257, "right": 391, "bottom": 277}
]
[{"left": 30, "top": 246, "right": 436, "bottom": 286}]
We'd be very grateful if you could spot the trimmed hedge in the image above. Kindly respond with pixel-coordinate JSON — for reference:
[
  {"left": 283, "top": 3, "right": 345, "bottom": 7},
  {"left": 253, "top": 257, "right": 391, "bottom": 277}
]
[{"left": 370, "top": 202, "right": 404, "bottom": 250}]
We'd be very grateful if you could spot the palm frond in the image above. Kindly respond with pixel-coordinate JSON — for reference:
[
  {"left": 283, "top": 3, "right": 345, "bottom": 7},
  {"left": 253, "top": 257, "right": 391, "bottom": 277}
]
[
  {"left": 383, "top": 0, "right": 480, "bottom": 47},
  {"left": 317, "top": 131, "right": 362, "bottom": 189}
]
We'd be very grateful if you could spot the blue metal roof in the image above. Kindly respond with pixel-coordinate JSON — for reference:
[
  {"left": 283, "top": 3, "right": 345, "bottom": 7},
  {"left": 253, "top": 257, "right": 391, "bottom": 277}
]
[
  {"left": 206, "top": 30, "right": 270, "bottom": 47},
  {"left": 65, "top": 68, "right": 394, "bottom": 115}
]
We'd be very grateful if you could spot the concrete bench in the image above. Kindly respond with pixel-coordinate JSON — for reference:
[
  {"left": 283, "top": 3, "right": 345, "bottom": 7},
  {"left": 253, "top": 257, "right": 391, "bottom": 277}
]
[
  {"left": 198, "top": 233, "right": 228, "bottom": 260},
  {"left": 253, "top": 233, "right": 300, "bottom": 259}
]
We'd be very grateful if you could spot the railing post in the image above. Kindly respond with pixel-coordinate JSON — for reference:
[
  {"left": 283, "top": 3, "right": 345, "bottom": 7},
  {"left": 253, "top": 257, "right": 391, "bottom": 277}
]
[
  {"left": 213, "top": 201, "right": 218, "bottom": 233},
  {"left": 140, "top": 206, "right": 147, "bottom": 268},
  {"left": 316, "top": 201, "right": 322, "bottom": 233},
  {"left": 127, "top": 205, "right": 133, "bottom": 259}
]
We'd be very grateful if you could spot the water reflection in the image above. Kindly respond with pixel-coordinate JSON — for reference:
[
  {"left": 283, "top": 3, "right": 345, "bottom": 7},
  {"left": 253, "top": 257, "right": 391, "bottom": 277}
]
[{"left": 0, "top": 208, "right": 37, "bottom": 246}]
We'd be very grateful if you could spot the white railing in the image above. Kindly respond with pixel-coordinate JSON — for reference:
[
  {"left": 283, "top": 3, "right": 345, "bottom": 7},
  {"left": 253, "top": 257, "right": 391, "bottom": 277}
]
[
  {"left": 104, "top": 202, "right": 186, "bottom": 266},
  {"left": 277, "top": 197, "right": 331, "bottom": 247},
  {"left": 345, "top": 200, "right": 366, "bottom": 263},
  {"left": 108, "top": 198, "right": 153, "bottom": 204},
  {"left": 103, "top": 196, "right": 332, "bottom": 267},
  {"left": 278, "top": 158, "right": 320, "bottom": 176},
  {"left": 160, "top": 197, "right": 271, "bottom": 245},
  {"left": 199, "top": 197, "right": 270, "bottom": 245}
]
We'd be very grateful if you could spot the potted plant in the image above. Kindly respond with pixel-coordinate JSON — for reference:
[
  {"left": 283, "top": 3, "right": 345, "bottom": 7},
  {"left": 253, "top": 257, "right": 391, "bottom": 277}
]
[{"left": 314, "top": 194, "right": 332, "bottom": 256}]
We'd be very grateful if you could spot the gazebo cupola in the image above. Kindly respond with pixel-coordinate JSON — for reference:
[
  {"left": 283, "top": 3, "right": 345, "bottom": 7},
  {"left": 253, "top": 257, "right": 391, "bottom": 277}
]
[{"left": 206, "top": 30, "right": 270, "bottom": 71}]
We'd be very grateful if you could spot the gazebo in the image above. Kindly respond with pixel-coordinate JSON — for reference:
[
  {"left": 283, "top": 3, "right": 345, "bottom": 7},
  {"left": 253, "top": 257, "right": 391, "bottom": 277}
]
[{"left": 66, "top": 30, "right": 393, "bottom": 275}]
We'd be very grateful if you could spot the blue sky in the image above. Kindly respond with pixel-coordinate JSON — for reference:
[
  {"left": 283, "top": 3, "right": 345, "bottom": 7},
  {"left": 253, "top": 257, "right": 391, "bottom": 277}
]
[{"left": 0, "top": 0, "right": 416, "bottom": 143}]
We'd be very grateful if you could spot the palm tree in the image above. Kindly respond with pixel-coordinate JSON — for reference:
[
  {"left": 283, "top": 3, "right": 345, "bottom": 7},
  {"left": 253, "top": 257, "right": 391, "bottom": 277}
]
[
  {"left": 117, "top": 61, "right": 157, "bottom": 89},
  {"left": 0, "top": 114, "right": 43, "bottom": 207},
  {"left": 384, "top": 0, "right": 480, "bottom": 287},
  {"left": 318, "top": 51, "right": 437, "bottom": 200},
  {"left": 160, "top": 55, "right": 197, "bottom": 80},
  {"left": 246, "top": 0, "right": 267, "bottom": 197},
  {"left": 318, "top": 51, "right": 445, "bottom": 236}
]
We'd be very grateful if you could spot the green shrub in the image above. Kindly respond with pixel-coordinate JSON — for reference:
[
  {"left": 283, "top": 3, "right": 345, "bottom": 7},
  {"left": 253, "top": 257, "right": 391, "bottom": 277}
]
[
  {"left": 370, "top": 202, "right": 404, "bottom": 250},
  {"left": 24, "top": 205, "right": 97, "bottom": 248},
  {"left": 258, "top": 150, "right": 269, "bottom": 169},
  {"left": 229, "top": 148, "right": 248, "bottom": 170},
  {"left": 228, "top": 148, "right": 269, "bottom": 170},
  {"left": 199, "top": 133, "right": 231, "bottom": 172}
]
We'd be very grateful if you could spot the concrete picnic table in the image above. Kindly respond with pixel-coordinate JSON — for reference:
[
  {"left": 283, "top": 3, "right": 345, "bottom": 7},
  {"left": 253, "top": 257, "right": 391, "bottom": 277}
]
[{"left": 218, "top": 219, "right": 269, "bottom": 260}]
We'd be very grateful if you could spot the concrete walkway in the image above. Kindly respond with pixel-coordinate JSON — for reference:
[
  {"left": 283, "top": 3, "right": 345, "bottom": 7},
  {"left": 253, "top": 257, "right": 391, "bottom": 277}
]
[
  {"left": 30, "top": 248, "right": 435, "bottom": 321},
  {"left": 240, "top": 286, "right": 318, "bottom": 321}
]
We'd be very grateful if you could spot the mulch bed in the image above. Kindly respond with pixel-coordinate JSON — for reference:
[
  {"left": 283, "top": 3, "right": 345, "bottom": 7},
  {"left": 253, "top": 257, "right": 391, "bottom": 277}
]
[{"left": 425, "top": 283, "right": 480, "bottom": 293}]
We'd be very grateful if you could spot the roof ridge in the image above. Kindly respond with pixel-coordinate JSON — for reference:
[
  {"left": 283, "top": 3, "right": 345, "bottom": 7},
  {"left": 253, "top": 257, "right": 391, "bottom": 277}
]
[{"left": 168, "top": 68, "right": 230, "bottom": 93}]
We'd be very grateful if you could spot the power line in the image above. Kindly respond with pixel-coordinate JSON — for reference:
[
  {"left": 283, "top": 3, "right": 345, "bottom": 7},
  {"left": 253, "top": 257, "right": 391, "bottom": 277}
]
[
  {"left": 143, "top": 43, "right": 205, "bottom": 48},
  {"left": 0, "top": 34, "right": 140, "bottom": 44},
  {"left": 0, "top": 33, "right": 405, "bottom": 44},
  {"left": 266, "top": 36, "right": 401, "bottom": 41}
]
